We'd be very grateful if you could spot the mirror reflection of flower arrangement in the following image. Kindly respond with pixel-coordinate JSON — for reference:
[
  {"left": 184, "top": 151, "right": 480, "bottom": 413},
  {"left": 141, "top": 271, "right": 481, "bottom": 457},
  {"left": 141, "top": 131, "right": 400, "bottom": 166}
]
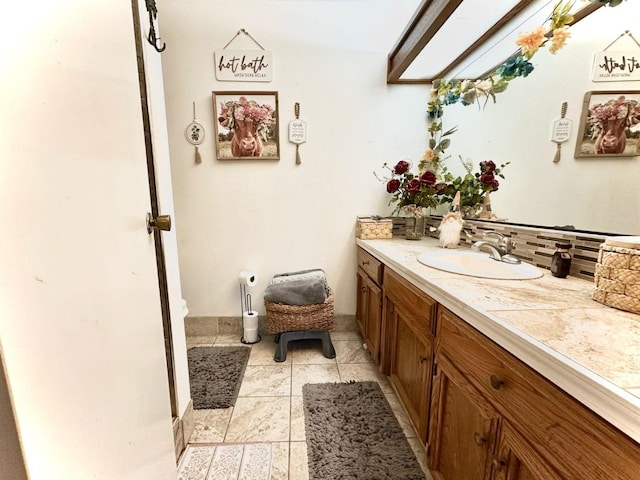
[
  {"left": 587, "top": 96, "right": 640, "bottom": 155},
  {"left": 377, "top": 159, "right": 448, "bottom": 215},
  {"left": 443, "top": 159, "right": 509, "bottom": 217}
]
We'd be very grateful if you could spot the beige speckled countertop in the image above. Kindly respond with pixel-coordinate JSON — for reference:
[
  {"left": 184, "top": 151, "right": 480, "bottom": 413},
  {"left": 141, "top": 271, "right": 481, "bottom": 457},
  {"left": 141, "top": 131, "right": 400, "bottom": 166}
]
[{"left": 357, "top": 237, "right": 640, "bottom": 443}]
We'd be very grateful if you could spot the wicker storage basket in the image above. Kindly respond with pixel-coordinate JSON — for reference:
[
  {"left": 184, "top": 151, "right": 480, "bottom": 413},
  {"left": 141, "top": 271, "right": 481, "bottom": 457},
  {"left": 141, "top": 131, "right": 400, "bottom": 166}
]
[
  {"left": 356, "top": 217, "right": 393, "bottom": 239},
  {"left": 265, "top": 288, "right": 334, "bottom": 334},
  {"left": 593, "top": 237, "right": 640, "bottom": 314}
]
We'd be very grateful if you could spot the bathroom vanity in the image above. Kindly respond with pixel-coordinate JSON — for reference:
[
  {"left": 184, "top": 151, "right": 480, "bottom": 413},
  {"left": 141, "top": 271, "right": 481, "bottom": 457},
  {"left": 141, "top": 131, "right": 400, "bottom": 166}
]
[{"left": 355, "top": 238, "right": 640, "bottom": 479}]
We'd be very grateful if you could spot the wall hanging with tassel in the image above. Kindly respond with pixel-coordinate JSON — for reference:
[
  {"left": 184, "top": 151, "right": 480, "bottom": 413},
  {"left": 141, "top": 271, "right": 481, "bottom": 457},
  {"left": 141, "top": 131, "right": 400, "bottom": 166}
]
[
  {"left": 551, "top": 102, "right": 571, "bottom": 163},
  {"left": 288, "top": 102, "right": 307, "bottom": 165},
  {"left": 185, "top": 102, "right": 205, "bottom": 164}
]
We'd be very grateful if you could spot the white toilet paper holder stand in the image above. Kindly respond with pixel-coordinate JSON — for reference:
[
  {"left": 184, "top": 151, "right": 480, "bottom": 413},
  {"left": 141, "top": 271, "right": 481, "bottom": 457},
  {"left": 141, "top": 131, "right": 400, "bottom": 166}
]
[{"left": 239, "top": 281, "right": 261, "bottom": 345}]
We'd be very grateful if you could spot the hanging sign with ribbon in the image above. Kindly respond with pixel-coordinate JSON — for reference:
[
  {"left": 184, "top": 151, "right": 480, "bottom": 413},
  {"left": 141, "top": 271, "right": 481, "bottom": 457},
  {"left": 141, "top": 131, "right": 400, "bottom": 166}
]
[
  {"left": 214, "top": 29, "right": 273, "bottom": 82},
  {"left": 592, "top": 31, "right": 640, "bottom": 82}
]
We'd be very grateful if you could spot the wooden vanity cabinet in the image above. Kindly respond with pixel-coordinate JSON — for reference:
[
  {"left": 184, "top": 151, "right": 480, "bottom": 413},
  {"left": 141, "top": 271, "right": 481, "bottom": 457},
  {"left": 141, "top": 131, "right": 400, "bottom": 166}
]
[
  {"left": 383, "top": 268, "right": 437, "bottom": 443},
  {"left": 356, "top": 248, "right": 383, "bottom": 364},
  {"left": 428, "top": 353, "right": 499, "bottom": 480},
  {"left": 430, "top": 306, "right": 640, "bottom": 480}
]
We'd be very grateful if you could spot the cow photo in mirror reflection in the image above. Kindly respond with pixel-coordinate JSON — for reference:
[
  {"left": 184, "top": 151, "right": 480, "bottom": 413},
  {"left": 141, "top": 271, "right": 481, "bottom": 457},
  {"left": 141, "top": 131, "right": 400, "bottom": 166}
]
[
  {"left": 575, "top": 90, "right": 640, "bottom": 158},
  {"left": 213, "top": 91, "right": 279, "bottom": 160}
]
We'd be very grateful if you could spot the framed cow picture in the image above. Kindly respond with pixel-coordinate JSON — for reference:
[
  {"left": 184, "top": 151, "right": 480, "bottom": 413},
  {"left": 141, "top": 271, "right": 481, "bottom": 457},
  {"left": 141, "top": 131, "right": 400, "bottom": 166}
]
[
  {"left": 575, "top": 90, "right": 640, "bottom": 158},
  {"left": 212, "top": 91, "right": 279, "bottom": 160}
]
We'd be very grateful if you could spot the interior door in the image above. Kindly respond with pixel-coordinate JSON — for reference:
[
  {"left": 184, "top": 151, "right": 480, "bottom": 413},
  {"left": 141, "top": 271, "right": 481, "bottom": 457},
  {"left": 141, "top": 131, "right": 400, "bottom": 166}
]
[
  {"left": 0, "top": 2, "right": 177, "bottom": 478},
  {"left": 132, "top": 0, "right": 178, "bottom": 419}
]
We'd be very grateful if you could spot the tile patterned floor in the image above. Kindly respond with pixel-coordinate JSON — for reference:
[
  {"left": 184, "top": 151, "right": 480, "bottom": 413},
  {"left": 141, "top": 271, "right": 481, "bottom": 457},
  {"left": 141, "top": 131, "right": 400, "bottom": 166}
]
[
  {"left": 181, "top": 331, "right": 431, "bottom": 480},
  {"left": 177, "top": 443, "right": 274, "bottom": 480}
]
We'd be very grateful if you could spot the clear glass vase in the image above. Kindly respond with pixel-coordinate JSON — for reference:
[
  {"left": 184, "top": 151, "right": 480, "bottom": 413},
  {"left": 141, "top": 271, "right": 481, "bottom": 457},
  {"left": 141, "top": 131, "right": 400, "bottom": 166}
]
[
  {"left": 461, "top": 204, "right": 483, "bottom": 219},
  {"left": 405, "top": 215, "right": 425, "bottom": 240}
]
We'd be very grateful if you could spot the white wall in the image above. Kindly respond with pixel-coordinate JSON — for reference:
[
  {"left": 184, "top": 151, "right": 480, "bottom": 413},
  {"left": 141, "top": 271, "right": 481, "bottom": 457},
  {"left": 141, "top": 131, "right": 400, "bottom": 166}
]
[
  {"left": 440, "top": 2, "right": 640, "bottom": 234},
  {"left": 161, "top": 0, "right": 427, "bottom": 316}
]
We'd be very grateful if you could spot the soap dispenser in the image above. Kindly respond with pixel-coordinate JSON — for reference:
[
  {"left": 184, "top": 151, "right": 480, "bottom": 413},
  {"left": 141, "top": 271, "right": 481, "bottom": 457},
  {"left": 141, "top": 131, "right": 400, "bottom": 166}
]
[{"left": 550, "top": 242, "right": 572, "bottom": 278}]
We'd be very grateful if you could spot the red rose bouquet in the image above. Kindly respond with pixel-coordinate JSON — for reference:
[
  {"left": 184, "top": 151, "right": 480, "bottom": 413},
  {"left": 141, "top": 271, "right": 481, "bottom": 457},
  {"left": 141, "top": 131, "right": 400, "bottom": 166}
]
[{"left": 377, "top": 159, "right": 448, "bottom": 214}]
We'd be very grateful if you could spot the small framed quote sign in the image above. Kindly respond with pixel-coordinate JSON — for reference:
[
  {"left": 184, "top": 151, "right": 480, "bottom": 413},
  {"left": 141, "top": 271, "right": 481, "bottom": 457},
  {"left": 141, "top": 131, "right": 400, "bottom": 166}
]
[
  {"left": 592, "top": 51, "right": 640, "bottom": 82},
  {"left": 215, "top": 50, "right": 273, "bottom": 82},
  {"left": 215, "top": 29, "right": 273, "bottom": 82}
]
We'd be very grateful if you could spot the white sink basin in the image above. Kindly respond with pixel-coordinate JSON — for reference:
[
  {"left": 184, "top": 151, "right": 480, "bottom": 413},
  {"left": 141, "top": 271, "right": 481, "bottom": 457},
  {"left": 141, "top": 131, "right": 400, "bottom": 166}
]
[{"left": 417, "top": 250, "right": 543, "bottom": 280}]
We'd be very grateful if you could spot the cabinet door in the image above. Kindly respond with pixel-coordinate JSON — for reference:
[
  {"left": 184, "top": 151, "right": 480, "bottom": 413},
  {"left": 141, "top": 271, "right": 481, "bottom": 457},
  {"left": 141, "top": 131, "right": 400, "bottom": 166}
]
[
  {"left": 356, "top": 267, "right": 368, "bottom": 336},
  {"left": 428, "top": 354, "right": 498, "bottom": 480},
  {"left": 389, "top": 299, "right": 432, "bottom": 442},
  {"left": 356, "top": 267, "right": 382, "bottom": 364},
  {"left": 491, "top": 422, "right": 561, "bottom": 480},
  {"left": 364, "top": 278, "right": 382, "bottom": 363}
]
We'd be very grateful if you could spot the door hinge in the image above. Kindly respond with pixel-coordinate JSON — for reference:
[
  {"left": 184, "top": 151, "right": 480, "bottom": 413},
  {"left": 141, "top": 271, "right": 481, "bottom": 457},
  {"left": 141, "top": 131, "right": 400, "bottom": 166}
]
[{"left": 432, "top": 362, "right": 438, "bottom": 377}]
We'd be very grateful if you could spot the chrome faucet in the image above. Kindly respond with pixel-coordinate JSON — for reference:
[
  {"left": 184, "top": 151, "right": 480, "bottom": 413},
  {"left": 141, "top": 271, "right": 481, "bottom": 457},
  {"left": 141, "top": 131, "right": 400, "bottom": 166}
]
[{"left": 471, "top": 232, "right": 521, "bottom": 264}]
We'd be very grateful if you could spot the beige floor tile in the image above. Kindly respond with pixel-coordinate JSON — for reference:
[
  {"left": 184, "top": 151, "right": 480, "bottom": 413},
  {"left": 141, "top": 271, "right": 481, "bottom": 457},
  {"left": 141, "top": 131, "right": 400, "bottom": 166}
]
[
  {"left": 214, "top": 334, "right": 245, "bottom": 345},
  {"left": 269, "top": 442, "right": 289, "bottom": 480},
  {"left": 238, "top": 365, "right": 291, "bottom": 397},
  {"left": 291, "top": 364, "right": 341, "bottom": 396},
  {"left": 289, "top": 396, "right": 306, "bottom": 442},
  {"left": 385, "top": 393, "right": 418, "bottom": 439},
  {"left": 328, "top": 330, "right": 363, "bottom": 342},
  {"left": 291, "top": 339, "right": 337, "bottom": 365},
  {"left": 334, "top": 340, "right": 372, "bottom": 364},
  {"left": 189, "top": 408, "right": 233, "bottom": 443},
  {"left": 248, "top": 337, "right": 291, "bottom": 365},
  {"left": 186, "top": 335, "right": 217, "bottom": 348},
  {"left": 337, "top": 363, "right": 393, "bottom": 393},
  {"left": 225, "top": 396, "right": 290, "bottom": 442},
  {"left": 288, "top": 441, "right": 309, "bottom": 480}
]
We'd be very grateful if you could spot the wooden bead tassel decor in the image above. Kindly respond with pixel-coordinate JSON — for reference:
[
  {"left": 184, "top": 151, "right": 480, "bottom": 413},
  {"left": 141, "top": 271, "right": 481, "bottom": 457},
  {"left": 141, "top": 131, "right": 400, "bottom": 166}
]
[
  {"left": 185, "top": 101, "right": 205, "bottom": 164},
  {"left": 288, "top": 102, "right": 307, "bottom": 165},
  {"left": 551, "top": 102, "right": 571, "bottom": 163}
]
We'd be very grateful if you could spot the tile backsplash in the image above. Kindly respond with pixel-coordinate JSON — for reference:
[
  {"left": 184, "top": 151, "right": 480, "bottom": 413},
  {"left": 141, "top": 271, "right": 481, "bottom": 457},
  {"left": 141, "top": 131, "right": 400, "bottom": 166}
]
[{"left": 391, "top": 216, "right": 611, "bottom": 282}]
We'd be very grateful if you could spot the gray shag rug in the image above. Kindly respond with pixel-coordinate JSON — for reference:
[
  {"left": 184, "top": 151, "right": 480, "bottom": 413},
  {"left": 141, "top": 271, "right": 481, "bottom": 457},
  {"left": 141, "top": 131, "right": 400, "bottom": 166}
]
[
  {"left": 303, "top": 381, "right": 425, "bottom": 480},
  {"left": 187, "top": 346, "right": 250, "bottom": 409}
]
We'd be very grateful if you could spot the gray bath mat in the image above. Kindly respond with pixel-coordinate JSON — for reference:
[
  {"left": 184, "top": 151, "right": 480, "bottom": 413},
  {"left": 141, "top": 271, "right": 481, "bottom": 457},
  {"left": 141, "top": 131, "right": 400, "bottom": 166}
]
[
  {"left": 187, "top": 346, "right": 250, "bottom": 409},
  {"left": 302, "top": 381, "right": 425, "bottom": 480}
]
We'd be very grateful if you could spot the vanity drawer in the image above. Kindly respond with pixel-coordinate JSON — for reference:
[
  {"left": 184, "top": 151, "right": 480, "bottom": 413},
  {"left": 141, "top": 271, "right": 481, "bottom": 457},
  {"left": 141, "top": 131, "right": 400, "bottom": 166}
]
[
  {"left": 437, "top": 307, "right": 640, "bottom": 479},
  {"left": 357, "top": 247, "right": 383, "bottom": 284},
  {"left": 384, "top": 268, "right": 436, "bottom": 342}
]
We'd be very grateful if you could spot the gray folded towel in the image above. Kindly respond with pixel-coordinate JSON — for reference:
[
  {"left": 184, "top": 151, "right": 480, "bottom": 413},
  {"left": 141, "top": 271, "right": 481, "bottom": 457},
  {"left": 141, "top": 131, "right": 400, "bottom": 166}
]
[
  {"left": 264, "top": 277, "right": 328, "bottom": 306},
  {"left": 272, "top": 268, "right": 326, "bottom": 284}
]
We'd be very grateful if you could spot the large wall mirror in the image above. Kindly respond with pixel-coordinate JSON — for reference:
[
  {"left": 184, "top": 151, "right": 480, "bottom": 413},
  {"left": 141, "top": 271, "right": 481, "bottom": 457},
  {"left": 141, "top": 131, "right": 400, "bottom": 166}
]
[{"left": 390, "top": 1, "right": 640, "bottom": 235}]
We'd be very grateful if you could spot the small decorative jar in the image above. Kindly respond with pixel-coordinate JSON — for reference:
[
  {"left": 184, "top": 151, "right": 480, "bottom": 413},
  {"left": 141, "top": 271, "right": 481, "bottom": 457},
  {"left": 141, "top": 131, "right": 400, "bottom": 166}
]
[{"left": 550, "top": 242, "right": 572, "bottom": 278}]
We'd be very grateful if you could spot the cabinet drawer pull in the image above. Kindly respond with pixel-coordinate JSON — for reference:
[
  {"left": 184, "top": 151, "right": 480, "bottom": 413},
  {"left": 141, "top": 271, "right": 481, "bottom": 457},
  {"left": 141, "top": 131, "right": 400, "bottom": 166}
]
[
  {"left": 473, "top": 433, "right": 486, "bottom": 446},
  {"left": 490, "top": 374, "right": 505, "bottom": 390},
  {"left": 362, "top": 260, "right": 370, "bottom": 265},
  {"left": 492, "top": 457, "right": 506, "bottom": 471}
]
